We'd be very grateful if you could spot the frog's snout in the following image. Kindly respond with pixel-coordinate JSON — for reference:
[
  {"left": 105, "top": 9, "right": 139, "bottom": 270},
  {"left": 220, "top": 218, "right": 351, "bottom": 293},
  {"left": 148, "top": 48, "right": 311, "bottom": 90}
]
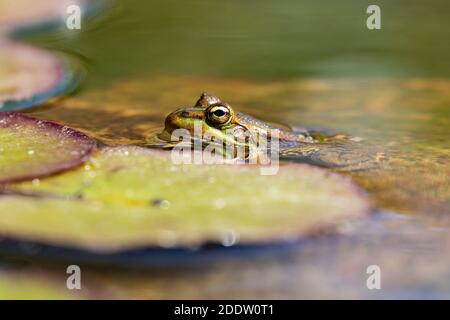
[{"left": 164, "top": 107, "right": 204, "bottom": 133}]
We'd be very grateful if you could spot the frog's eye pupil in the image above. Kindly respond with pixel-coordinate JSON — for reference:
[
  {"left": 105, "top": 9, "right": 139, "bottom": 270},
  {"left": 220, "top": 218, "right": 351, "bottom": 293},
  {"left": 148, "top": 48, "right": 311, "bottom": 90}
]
[{"left": 214, "top": 109, "right": 226, "bottom": 117}]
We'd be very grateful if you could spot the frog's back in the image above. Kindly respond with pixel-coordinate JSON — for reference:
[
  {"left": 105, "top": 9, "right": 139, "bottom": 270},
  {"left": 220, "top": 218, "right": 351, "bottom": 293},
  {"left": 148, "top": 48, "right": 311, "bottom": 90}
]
[{"left": 236, "top": 112, "right": 273, "bottom": 131}]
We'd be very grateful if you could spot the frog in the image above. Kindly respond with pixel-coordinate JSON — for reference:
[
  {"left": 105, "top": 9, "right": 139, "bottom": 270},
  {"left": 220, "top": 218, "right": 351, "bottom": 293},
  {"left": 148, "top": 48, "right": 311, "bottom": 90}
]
[{"left": 152, "top": 93, "right": 387, "bottom": 171}]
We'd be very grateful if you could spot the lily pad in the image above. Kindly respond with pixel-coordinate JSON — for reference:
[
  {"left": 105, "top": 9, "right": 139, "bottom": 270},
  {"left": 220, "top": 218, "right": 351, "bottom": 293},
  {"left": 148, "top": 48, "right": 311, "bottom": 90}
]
[
  {"left": 2, "top": 146, "right": 371, "bottom": 258},
  {"left": 0, "top": 41, "right": 80, "bottom": 111},
  {"left": 0, "top": 112, "right": 96, "bottom": 184}
]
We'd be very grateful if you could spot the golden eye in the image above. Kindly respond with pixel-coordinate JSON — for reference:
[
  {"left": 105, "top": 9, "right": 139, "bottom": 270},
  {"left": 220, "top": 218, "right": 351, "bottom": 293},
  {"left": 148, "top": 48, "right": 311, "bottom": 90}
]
[{"left": 206, "top": 103, "right": 232, "bottom": 127}]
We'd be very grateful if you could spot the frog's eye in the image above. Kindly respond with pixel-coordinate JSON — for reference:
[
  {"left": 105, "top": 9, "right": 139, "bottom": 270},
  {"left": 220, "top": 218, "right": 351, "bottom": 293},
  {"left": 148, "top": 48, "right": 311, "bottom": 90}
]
[{"left": 206, "top": 103, "right": 233, "bottom": 127}]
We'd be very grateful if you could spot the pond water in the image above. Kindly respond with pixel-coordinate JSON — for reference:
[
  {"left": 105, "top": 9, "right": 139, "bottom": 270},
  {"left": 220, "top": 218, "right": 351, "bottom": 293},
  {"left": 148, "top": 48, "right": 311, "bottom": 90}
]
[{"left": 13, "top": 0, "right": 450, "bottom": 298}]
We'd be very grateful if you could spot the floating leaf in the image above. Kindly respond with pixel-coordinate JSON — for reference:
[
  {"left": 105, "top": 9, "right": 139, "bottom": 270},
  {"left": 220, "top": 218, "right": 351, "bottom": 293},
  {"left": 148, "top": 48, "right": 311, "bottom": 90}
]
[
  {"left": 0, "top": 41, "right": 80, "bottom": 111},
  {"left": 2, "top": 147, "right": 370, "bottom": 259},
  {"left": 0, "top": 112, "right": 96, "bottom": 184}
]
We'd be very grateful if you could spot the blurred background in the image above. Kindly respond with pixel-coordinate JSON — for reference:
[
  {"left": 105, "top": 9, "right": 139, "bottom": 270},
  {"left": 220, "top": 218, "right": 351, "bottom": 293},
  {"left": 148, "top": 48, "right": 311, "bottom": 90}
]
[{"left": 26, "top": 0, "right": 450, "bottom": 86}]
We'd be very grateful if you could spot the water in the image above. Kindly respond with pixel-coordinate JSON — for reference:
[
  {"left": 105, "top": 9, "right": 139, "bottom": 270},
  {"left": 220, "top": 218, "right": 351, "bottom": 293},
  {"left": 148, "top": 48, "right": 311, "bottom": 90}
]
[{"left": 25, "top": 0, "right": 450, "bottom": 85}]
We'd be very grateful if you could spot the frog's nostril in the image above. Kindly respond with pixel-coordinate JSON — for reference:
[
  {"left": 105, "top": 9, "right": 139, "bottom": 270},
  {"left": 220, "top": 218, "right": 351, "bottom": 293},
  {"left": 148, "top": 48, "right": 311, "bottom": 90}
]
[{"left": 181, "top": 111, "right": 190, "bottom": 117}]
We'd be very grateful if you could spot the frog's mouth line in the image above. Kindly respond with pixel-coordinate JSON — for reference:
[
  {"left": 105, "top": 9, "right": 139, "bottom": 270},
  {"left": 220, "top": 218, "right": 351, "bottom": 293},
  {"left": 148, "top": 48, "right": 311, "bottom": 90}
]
[
  {"left": 157, "top": 127, "right": 270, "bottom": 161},
  {"left": 157, "top": 129, "right": 173, "bottom": 142}
]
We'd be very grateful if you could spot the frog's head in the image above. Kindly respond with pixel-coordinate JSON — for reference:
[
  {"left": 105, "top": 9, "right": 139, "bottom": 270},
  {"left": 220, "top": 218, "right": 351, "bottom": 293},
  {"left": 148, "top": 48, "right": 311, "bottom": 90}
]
[{"left": 160, "top": 93, "right": 254, "bottom": 153}]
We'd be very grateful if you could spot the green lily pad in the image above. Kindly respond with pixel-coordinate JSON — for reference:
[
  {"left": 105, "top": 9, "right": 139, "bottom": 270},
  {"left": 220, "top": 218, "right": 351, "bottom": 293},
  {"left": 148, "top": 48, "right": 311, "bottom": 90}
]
[
  {"left": 3, "top": 146, "right": 371, "bottom": 253},
  {"left": 0, "top": 112, "right": 96, "bottom": 184},
  {"left": 0, "top": 41, "right": 80, "bottom": 111}
]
